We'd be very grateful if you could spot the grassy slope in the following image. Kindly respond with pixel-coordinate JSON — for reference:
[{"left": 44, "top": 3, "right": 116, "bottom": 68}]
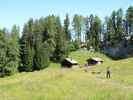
[{"left": 0, "top": 50, "right": 133, "bottom": 100}]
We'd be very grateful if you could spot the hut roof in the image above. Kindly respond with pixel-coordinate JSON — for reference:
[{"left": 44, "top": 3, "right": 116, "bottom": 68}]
[
  {"left": 88, "top": 57, "right": 103, "bottom": 62},
  {"left": 65, "top": 58, "right": 78, "bottom": 64}
]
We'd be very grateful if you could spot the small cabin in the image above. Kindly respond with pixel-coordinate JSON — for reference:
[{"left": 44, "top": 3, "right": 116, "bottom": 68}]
[
  {"left": 61, "top": 58, "right": 78, "bottom": 68},
  {"left": 86, "top": 57, "right": 103, "bottom": 66}
]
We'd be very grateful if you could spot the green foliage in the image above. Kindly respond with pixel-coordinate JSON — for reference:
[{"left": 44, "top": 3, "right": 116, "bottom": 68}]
[
  {"left": 20, "top": 16, "right": 69, "bottom": 71},
  {"left": 126, "top": 6, "right": 133, "bottom": 34},
  {"left": 86, "top": 15, "right": 101, "bottom": 51},
  {"left": 68, "top": 42, "right": 77, "bottom": 51},
  {"left": 33, "top": 43, "right": 50, "bottom": 70},
  {"left": 104, "top": 9, "right": 126, "bottom": 46},
  {"left": 64, "top": 14, "right": 71, "bottom": 41},
  {"left": 0, "top": 6, "right": 133, "bottom": 76},
  {"left": 73, "top": 14, "right": 84, "bottom": 42},
  {"left": 52, "top": 17, "right": 69, "bottom": 62},
  {"left": 73, "top": 40, "right": 80, "bottom": 50},
  {"left": 19, "top": 22, "right": 35, "bottom": 72},
  {"left": 0, "top": 26, "right": 20, "bottom": 77}
]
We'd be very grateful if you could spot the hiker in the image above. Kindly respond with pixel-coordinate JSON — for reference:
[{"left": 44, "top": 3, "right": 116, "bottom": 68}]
[{"left": 106, "top": 67, "right": 111, "bottom": 78}]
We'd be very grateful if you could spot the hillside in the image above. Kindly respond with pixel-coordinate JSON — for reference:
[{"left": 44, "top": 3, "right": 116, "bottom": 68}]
[{"left": 0, "top": 50, "right": 133, "bottom": 100}]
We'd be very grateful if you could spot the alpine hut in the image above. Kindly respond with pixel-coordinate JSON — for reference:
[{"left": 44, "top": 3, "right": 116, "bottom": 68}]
[
  {"left": 61, "top": 58, "right": 78, "bottom": 68},
  {"left": 86, "top": 57, "right": 103, "bottom": 66}
]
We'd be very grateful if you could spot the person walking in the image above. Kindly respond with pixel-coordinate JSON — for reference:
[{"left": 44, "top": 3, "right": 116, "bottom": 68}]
[{"left": 106, "top": 67, "right": 111, "bottom": 78}]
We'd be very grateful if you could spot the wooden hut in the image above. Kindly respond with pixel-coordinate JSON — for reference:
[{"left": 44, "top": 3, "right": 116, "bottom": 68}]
[
  {"left": 61, "top": 58, "right": 78, "bottom": 68},
  {"left": 86, "top": 57, "right": 103, "bottom": 66}
]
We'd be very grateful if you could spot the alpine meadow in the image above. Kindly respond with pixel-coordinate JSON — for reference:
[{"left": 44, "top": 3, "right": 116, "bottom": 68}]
[{"left": 0, "top": 0, "right": 133, "bottom": 100}]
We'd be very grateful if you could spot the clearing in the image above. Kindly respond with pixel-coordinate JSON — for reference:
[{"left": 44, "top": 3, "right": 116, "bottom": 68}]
[{"left": 0, "top": 50, "right": 133, "bottom": 100}]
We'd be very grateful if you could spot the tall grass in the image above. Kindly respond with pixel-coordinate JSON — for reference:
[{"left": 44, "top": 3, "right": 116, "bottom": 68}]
[{"left": 0, "top": 50, "right": 133, "bottom": 100}]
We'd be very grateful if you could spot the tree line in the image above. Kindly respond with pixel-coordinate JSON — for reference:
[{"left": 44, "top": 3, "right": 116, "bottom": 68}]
[{"left": 0, "top": 6, "right": 133, "bottom": 77}]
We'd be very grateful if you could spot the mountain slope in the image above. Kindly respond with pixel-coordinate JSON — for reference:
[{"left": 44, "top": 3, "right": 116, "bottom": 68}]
[{"left": 0, "top": 50, "right": 133, "bottom": 100}]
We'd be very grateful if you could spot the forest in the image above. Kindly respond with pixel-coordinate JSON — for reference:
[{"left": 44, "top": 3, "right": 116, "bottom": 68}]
[{"left": 0, "top": 6, "right": 133, "bottom": 77}]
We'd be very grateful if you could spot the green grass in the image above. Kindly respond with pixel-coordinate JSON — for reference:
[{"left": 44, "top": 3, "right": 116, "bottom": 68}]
[{"left": 0, "top": 49, "right": 133, "bottom": 100}]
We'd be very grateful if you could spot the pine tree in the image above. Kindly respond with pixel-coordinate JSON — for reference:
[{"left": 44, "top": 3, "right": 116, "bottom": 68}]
[
  {"left": 33, "top": 42, "right": 50, "bottom": 70},
  {"left": 116, "top": 8, "right": 124, "bottom": 40},
  {"left": 7, "top": 25, "right": 20, "bottom": 74},
  {"left": 64, "top": 14, "right": 71, "bottom": 41},
  {"left": 0, "top": 29, "right": 8, "bottom": 76},
  {"left": 72, "top": 15, "right": 84, "bottom": 42},
  {"left": 19, "top": 19, "right": 35, "bottom": 72},
  {"left": 93, "top": 16, "right": 102, "bottom": 51},
  {"left": 126, "top": 6, "right": 133, "bottom": 35},
  {"left": 85, "top": 17, "right": 90, "bottom": 43},
  {"left": 0, "top": 26, "right": 20, "bottom": 76},
  {"left": 52, "top": 17, "right": 68, "bottom": 62},
  {"left": 32, "top": 20, "right": 50, "bottom": 70},
  {"left": 19, "top": 33, "right": 34, "bottom": 72}
]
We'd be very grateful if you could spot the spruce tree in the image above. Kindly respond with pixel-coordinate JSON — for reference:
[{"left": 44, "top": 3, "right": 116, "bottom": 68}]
[
  {"left": 32, "top": 20, "right": 50, "bottom": 70},
  {"left": 34, "top": 42, "right": 50, "bottom": 70},
  {"left": 52, "top": 17, "right": 68, "bottom": 62},
  {"left": 64, "top": 14, "right": 71, "bottom": 41},
  {"left": 72, "top": 14, "right": 83, "bottom": 42},
  {"left": 19, "top": 19, "right": 35, "bottom": 72},
  {"left": 126, "top": 6, "right": 133, "bottom": 35}
]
